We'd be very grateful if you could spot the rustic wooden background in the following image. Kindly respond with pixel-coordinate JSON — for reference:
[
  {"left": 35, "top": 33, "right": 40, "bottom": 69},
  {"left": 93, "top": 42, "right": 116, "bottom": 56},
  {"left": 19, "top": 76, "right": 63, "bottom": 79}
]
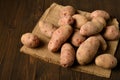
[{"left": 0, "top": 0, "right": 120, "bottom": 80}]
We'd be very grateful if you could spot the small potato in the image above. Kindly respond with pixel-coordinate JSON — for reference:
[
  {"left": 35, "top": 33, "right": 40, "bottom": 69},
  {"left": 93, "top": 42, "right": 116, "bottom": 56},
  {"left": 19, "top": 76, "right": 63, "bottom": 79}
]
[
  {"left": 76, "top": 36, "right": 100, "bottom": 65},
  {"left": 94, "top": 34, "right": 107, "bottom": 51},
  {"left": 39, "top": 21, "right": 57, "bottom": 38},
  {"left": 91, "top": 10, "right": 110, "bottom": 20},
  {"left": 72, "top": 14, "right": 88, "bottom": 29},
  {"left": 21, "top": 33, "right": 40, "bottom": 48},
  {"left": 60, "top": 43, "right": 75, "bottom": 67},
  {"left": 103, "top": 25, "right": 120, "bottom": 40},
  {"left": 95, "top": 53, "right": 117, "bottom": 69},
  {"left": 48, "top": 25, "right": 73, "bottom": 52},
  {"left": 92, "top": 17, "right": 106, "bottom": 27},
  {"left": 60, "top": 6, "right": 75, "bottom": 17},
  {"left": 58, "top": 16, "right": 74, "bottom": 26},
  {"left": 71, "top": 29, "right": 86, "bottom": 47},
  {"left": 80, "top": 21, "right": 104, "bottom": 36},
  {"left": 77, "top": 10, "right": 91, "bottom": 20}
]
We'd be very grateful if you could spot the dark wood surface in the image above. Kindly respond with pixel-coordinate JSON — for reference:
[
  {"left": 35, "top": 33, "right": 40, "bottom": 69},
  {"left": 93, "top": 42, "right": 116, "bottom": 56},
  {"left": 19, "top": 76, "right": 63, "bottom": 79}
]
[{"left": 0, "top": 0, "right": 120, "bottom": 80}]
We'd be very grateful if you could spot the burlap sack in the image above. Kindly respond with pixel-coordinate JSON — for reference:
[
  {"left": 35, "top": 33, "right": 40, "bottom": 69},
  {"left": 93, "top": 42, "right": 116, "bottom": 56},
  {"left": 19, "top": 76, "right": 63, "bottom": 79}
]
[{"left": 20, "top": 3, "right": 119, "bottom": 78}]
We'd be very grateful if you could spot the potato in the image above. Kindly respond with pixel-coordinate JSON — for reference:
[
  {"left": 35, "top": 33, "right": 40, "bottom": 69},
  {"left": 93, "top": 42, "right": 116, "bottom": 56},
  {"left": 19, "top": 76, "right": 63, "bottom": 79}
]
[
  {"left": 76, "top": 36, "right": 100, "bottom": 65},
  {"left": 92, "top": 17, "right": 106, "bottom": 27},
  {"left": 103, "top": 25, "right": 120, "bottom": 40},
  {"left": 72, "top": 14, "right": 88, "bottom": 28},
  {"left": 60, "top": 6, "right": 75, "bottom": 17},
  {"left": 58, "top": 16, "right": 74, "bottom": 26},
  {"left": 80, "top": 21, "right": 103, "bottom": 36},
  {"left": 91, "top": 10, "right": 110, "bottom": 20},
  {"left": 39, "top": 21, "right": 57, "bottom": 38},
  {"left": 95, "top": 53, "right": 117, "bottom": 69},
  {"left": 48, "top": 25, "right": 73, "bottom": 52},
  {"left": 94, "top": 34, "right": 107, "bottom": 51},
  {"left": 77, "top": 10, "right": 91, "bottom": 20},
  {"left": 60, "top": 43, "right": 75, "bottom": 67},
  {"left": 21, "top": 33, "right": 40, "bottom": 48},
  {"left": 71, "top": 29, "right": 86, "bottom": 47}
]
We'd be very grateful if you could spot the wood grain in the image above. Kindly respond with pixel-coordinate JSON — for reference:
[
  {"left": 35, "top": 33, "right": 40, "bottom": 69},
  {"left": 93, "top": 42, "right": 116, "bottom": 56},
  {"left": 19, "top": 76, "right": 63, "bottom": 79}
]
[{"left": 0, "top": 0, "right": 120, "bottom": 80}]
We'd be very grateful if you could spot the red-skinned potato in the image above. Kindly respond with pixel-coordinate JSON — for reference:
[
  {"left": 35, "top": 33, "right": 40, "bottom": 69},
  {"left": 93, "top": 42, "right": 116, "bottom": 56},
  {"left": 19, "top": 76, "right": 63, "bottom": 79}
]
[
  {"left": 72, "top": 14, "right": 88, "bottom": 29},
  {"left": 48, "top": 25, "right": 73, "bottom": 52},
  {"left": 95, "top": 53, "right": 117, "bottom": 69},
  {"left": 60, "top": 43, "right": 75, "bottom": 67},
  {"left": 103, "top": 25, "right": 120, "bottom": 40},
  {"left": 76, "top": 36, "right": 100, "bottom": 65},
  {"left": 21, "top": 33, "right": 40, "bottom": 48},
  {"left": 39, "top": 21, "right": 57, "bottom": 38},
  {"left": 60, "top": 6, "right": 75, "bottom": 17},
  {"left": 58, "top": 16, "right": 74, "bottom": 26},
  {"left": 92, "top": 17, "right": 106, "bottom": 27},
  {"left": 71, "top": 29, "right": 86, "bottom": 47},
  {"left": 94, "top": 34, "right": 107, "bottom": 51},
  {"left": 80, "top": 21, "right": 104, "bottom": 36},
  {"left": 91, "top": 10, "right": 110, "bottom": 20}
]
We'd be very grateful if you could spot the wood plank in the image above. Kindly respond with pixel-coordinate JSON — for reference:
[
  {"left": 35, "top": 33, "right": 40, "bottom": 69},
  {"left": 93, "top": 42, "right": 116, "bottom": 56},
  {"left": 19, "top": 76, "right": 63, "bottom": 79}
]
[{"left": 0, "top": 0, "right": 120, "bottom": 80}]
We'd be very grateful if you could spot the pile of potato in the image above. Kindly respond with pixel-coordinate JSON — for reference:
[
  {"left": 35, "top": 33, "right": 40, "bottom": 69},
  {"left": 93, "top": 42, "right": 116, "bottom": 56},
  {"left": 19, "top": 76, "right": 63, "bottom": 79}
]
[{"left": 21, "top": 5, "right": 120, "bottom": 69}]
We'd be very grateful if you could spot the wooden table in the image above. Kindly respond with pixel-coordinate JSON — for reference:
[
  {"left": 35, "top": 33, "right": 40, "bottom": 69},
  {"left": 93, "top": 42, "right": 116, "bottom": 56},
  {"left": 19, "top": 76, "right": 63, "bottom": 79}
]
[{"left": 0, "top": 0, "right": 120, "bottom": 80}]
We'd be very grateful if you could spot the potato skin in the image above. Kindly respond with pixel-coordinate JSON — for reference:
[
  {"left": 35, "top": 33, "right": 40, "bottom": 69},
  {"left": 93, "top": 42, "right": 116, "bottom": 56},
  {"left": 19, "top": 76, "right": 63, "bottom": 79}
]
[
  {"left": 48, "top": 25, "right": 73, "bottom": 52},
  {"left": 91, "top": 10, "right": 110, "bottom": 20},
  {"left": 21, "top": 33, "right": 40, "bottom": 48},
  {"left": 80, "top": 22, "right": 103, "bottom": 36},
  {"left": 95, "top": 53, "right": 117, "bottom": 69},
  {"left": 60, "top": 43, "right": 75, "bottom": 67},
  {"left": 72, "top": 14, "right": 88, "bottom": 29},
  {"left": 39, "top": 21, "right": 57, "bottom": 38},
  {"left": 60, "top": 6, "right": 75, "bottom": 17},
  {"left": 92, "top": 17, "right": 106, "bottom": 27},
  {"left": 58, "top": 16, "right": 74, "bottom": 26},
  {"left": 71, "top": 29, "right": 86, "bottom": 47},
  {"left": 76, "top": 37, "right": 100, "bottom": 65},
  {"left": 94, "top": 34, "right": 107, "bottom": 51},
  {"left": 103, "top": 25, "right": 120, "bottom": 40}
]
